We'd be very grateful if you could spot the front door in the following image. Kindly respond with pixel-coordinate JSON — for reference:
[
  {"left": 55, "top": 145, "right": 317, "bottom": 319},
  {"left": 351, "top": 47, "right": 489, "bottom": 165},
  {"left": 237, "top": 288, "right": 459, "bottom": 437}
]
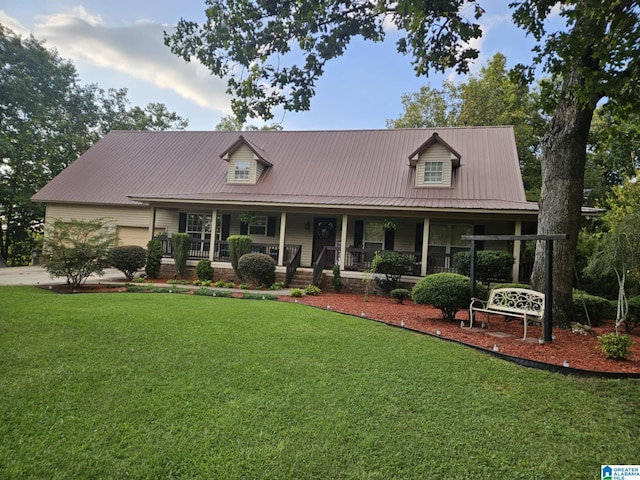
[{"left": 312, "top": 217, "right": 337, "bottom": 264}]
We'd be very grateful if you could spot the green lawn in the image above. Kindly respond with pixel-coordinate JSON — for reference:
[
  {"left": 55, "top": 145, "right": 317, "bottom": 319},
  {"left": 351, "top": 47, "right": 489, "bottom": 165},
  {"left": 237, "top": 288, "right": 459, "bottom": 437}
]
[{"left": 1, "top": 286, "right": 638, "bottom": 479}]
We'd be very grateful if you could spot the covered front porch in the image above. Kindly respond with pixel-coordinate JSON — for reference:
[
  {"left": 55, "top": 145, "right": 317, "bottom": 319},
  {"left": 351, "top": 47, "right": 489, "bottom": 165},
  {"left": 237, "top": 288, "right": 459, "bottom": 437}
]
[{"left": 147, "top": 205, "right": 536, "bottom": 288}]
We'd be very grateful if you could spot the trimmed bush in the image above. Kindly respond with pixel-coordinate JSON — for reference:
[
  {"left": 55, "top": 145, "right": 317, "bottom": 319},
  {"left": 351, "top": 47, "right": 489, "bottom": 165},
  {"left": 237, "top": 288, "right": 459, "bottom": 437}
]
[
  {"left": 331, "top": 265, "right": 343, "bottom": 292},
  {"left": 626, "top": 295, "right": 640, "bottom": 333},
  {"left": 304, "top": 285, "right": 322, "bottom": 296},
  {"left": 145, "top": 238, "right": 163, "bottom": 279},
  {"left": 453, "top": 250, "right": 514, "bottom": 284},
  {"left": 572, "top": 290, "right": 616, "bottom": 327},
  {"left": 237, "top": 253, "right": 276, "bottom": 287},
  {"left": 196, "top": 259, "right": 214, "bottom": 281},
  {"left": 598, "top": 333, "right": 634, "bottom": 360},
  {"left": 228, "top": 235, "right": 252, "bottom": 277},
  {"left": 390, "top": 288, "right": 411, "bottom": 304},
  {"left": 109, "top": 245, "right": 147, "bottom": 281},
  {"left": 171, "top": 233, "right": 191, "bottom": 279},
  {"left": 372, "top": 251, "right": 414, "bottom": 294},
  {"left": 291, "top": 288, "right": 305, "bottom": 297},
  {"left": 412, "top": 272, "right": 487, "bottom": 322}
]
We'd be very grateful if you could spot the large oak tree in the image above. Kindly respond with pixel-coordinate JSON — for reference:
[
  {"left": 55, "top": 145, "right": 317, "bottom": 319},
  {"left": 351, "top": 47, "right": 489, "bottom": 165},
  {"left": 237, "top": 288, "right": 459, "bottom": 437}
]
[{"left": 165, "top": 1, "right": 640, "bottom": 325}]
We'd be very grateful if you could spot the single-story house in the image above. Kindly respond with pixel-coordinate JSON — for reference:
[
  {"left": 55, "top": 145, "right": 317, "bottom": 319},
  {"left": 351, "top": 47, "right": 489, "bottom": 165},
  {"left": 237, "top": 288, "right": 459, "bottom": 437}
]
[{"left": 32, "top": 127, "right": 538, "bottom": 288}]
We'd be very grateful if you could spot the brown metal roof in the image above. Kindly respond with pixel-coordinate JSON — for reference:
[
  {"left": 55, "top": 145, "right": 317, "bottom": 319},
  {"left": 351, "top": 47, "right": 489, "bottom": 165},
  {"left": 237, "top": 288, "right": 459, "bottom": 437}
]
[{"left": 32, "top": 127, "right": 537, "bottom": 213}]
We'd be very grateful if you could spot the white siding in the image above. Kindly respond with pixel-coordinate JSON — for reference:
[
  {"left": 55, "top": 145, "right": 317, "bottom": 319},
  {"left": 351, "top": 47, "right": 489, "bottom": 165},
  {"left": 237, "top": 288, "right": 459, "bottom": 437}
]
[
  {"left": 415, "top": 144, "right": 452, "bottom": 187},
  {"left": 227, "top": 145, "right": 261, "bottom": 184}
]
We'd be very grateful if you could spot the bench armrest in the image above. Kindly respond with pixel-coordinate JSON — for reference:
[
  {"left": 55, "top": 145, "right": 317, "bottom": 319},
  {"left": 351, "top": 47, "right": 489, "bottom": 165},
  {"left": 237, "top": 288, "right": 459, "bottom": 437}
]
[{"left": 469, "top": 297, "right": 487, "bottom": 309}]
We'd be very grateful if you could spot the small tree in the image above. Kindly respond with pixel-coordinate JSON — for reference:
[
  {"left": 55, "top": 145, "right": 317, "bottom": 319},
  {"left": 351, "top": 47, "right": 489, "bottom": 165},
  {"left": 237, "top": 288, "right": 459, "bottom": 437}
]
[
  {"left": 108, "top": 245, "right": 147, "bottom": 281},
  {"left": 145, "top": 238, "right": 163, "bottom": 279},
  {"left": 228, "top": 235, "right": 252, "bottom": 277},
  {"left": 171, "top": 233, "right": 191, "bottom": 279},
  {"left": 43, "top": 218, "right": 115, "bottom": 289},
  {"left": 372, "top": 251, "right": 414, "bottom": 294}
]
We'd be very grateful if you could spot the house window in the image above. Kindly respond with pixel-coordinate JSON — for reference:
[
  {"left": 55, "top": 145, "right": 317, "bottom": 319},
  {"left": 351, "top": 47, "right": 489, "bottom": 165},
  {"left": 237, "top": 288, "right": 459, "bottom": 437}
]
[
  {"left": 234, "top": 160, "right": 250, "bottom": 181},
  {"left": 248, "top": 216, "right": 267, "bottom": 236},
  {"left": 428, "top": 223, "right": 472, "bottom": 271},
  {"left": 187, "top": 213, "right": 212, "bottom": 241},
  {"left": 364, "top": 221, "right": 384, "bottom": 250},
  {"left": 424, "top": 161, "right": 444, "bottom": 183}
]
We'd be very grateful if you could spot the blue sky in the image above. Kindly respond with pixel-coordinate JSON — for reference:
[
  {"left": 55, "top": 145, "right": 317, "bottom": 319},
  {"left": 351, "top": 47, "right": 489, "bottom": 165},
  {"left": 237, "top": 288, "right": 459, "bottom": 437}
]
[{"left": 0, "top": 1, "right": 551, "bottom": 131}]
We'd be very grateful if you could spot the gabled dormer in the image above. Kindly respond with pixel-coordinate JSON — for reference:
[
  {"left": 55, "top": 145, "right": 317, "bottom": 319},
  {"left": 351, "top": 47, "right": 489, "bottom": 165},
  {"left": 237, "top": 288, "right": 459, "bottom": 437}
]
[
  {"left": 220, "top": 135, "right": 272, "bottom": 185},
  {"left": 408, "top": 133, "right": 461, "bottom": 188}
]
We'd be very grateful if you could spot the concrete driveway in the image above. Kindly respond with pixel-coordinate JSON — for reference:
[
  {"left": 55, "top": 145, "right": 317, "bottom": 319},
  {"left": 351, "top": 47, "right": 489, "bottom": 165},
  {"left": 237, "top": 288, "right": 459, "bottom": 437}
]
[{"left": 0, "top": 266, "right": 126, "bottom": 286}]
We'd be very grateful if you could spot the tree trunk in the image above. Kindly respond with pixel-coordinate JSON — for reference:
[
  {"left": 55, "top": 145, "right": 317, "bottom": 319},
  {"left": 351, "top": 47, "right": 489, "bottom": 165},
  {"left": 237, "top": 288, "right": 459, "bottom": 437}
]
[{"left": 531, "top": 66, "right": 595, "bottom": 328}]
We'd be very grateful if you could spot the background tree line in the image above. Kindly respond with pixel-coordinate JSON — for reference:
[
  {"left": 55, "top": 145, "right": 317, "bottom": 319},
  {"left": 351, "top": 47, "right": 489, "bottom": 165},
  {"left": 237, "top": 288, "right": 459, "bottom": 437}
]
[{"left": 0, "top": 24, "right": 188, "bottom": 266}]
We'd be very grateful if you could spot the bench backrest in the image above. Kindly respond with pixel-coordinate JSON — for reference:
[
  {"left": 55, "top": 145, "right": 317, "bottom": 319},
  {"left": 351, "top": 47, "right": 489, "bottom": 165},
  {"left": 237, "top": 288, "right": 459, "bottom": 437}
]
[{"left": 487, "top": 288, "right": 545, "bottom": 318}]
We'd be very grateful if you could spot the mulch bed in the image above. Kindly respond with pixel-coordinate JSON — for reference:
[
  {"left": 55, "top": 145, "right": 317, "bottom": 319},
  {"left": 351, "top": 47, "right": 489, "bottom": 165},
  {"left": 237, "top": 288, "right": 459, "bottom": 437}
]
[{"left": 40, "top": 283, "right": 640, "bottom": 375}]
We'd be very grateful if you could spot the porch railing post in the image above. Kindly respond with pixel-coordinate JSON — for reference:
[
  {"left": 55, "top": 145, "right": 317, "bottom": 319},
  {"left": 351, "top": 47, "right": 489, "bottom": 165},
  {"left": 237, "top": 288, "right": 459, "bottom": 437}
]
[{"left": 278, "top": 212, "right": 286, "bottom": 266}]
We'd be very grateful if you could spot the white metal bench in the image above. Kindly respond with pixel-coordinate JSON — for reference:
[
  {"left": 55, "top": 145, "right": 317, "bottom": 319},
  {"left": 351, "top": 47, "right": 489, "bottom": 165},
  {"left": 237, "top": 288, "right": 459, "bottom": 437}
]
[{"left": 469, "top": 287, "right": 545, "bottom": 340}]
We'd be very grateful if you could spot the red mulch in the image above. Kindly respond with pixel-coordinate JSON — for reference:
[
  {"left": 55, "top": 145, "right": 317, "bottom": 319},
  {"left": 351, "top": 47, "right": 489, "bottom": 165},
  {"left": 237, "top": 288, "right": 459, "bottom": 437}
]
[
  {"left": 281, "top": 292, "right": 640, "bottom": 375},
  {"left": 41, "top": 283, "right": 640, "bottom": 375}
]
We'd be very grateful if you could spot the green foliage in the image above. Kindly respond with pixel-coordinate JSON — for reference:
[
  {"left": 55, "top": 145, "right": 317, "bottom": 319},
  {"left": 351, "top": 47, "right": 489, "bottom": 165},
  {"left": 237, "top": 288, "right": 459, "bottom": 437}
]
[
  {"left": 193, "top": 279, "right": 212, "bottom": 287},
  {"left": 625, "top": 296, "right": 640, "bottom": 333},
  {"left": 145, "top": 238, "right": 163, "bottom": 279},
  {"left": 242, "top": 292, "right": 278, "bottom": 300},
  {"left": 304, "top": 285, "right": 322, "bottom": 296},
  {"left": 171, "top": 233, "right": 191, "bottom": 279},
  {"left": 453, "top": 250, "right": 514, "bottom": 284},
  {"left": 372, "top": 251, "right": 414, "bottom": 294},
  {"left": 331, "top": 265, "right": 343, "bottom": 293},
  {"left": 572, "top": 290, "right": 616, "bottom": 327},
  {"left": 224, "top": 282, "right": 235, "bottom": 288},
  {"left": 270, "top": 282, "right": 285, "bottom": 290},
  {"left": 237, "top": 253, "right": 276, "bottom": 287},
  {"left": 0, "top": 26, "right": 187, "bottom": 266},
  {"left": 43, "top": 218, "right": 115, "bottom": 289},
  {"left": 196, "top": 259, "right": 214, "bottom": 281},
  {"left": 290, "top": 288, "right": 305, "bottom": 297},
  {"left": 227, "top": 235, "right": 253, "bottom": 277},
  {"left": 390, "top": 288, "right": 411, "bottom": 305},
  {"left": 412, "top": 273, "right": 484, "bottom": 322},
  {"left": 108, "top": 245, "right": 147, "bottom": 281},
  {"left": 239, "top": 283, "right": 251, "bottom": 290},
  {"left": 598, "top": 333, "right": 634, "bottom": 360},
  {"left": 214, "top": 280, "right": 226, "bottom": 288},
  {"left": 492, "top": 282, "right": 530, "bottom": 290}
]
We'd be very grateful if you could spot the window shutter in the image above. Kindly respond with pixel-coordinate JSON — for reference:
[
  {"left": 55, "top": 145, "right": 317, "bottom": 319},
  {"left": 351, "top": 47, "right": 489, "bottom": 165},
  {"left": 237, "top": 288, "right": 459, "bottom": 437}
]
[
  {"left": 354, "top": 220, "right": 364, "bottom": 247},
  {"left": 414, "top": 222, "right": 424, "bottom": 253},
  {"left": 384, "top": 228, "right": 395, "bottom": 251},
  {"left": 473, "top": 224, "right": 485, "bottom": 250},
  {"left": 240, "top": 222, "right": 248, "bottom": 235},
  {"left": 221, "top": 214, "right": 231, "bottom": 240},
  {"left": 267, "top": 216, "right": 276, "bottom": 236},
  {"left": 178, "top": 212, "right": 187, "bottom": 233}
]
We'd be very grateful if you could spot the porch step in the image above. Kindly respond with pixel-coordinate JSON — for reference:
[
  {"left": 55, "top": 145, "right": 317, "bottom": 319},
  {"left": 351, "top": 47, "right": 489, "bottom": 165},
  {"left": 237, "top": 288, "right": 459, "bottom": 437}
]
[{"left": 287, "top": 270, "right": 314, "bottom": 289}]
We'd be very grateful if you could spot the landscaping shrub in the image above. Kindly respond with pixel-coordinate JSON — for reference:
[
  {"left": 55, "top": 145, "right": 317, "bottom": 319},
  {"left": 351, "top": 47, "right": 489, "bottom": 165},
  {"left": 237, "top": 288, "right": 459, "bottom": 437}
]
[
  {"left": 492, "top": 282, "right": 530, "bottom": 290},
  {"left": 237, "top": 253, "right": 276, "bottom": 287},
  {"left": 145, "top": 238, "right": 163, "bottom": 279},
  {"left": 453, "top": 250, "right": 514, "bottom": 284},
  {"left": 390, "top": 288, "right": 411, "bottom": 304},
  {"left": 171, "top": 233, "right": 191, "bottom": 278},
  {"left": 290, "top": 288, "right": 305, "bottom": 297},
  {"left": 196, "top": 259, "right": 214, "bottom": 281},
  {"left": 572, "top": 290, "right": 616, "bottom": 327},
  {"left": 372, "top": 251, "right": 414, "bottom": 294},
  {"left": 626, "top": 295, "right": 640, "bottom": 333},
  {"left": 331, "top": 265, "right": 343, "bottom": 292},
  {"left": 304, "top": 285, "right": 321, "bottom": 296},
  {"left": 270, "top": 282, "right": 285, "bottom": 290},
  {"left": 228, "top": 235, "right": 252, "bottom": 277},
  {"left": 109, "top": 245, "right": 147, "bottom": 281},
  {"left": 598, "top": 333, "right": 634, "bottom": 360},
  {"left": 412, "top": 272, "right": 486, "bottom": 322}
]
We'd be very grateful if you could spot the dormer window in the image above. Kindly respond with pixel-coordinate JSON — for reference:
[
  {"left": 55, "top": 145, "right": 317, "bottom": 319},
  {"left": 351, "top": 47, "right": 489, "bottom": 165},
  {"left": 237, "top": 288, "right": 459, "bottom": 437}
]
[
  {"left": 424, "top": 161, "right": 444, "bottom": 184},
  {"left": 409, "top": 133, "right": 461, "bottom": 188},
  {"left": 221, "top": 135, "right": 273, "bottom": 185},
  {"left": 234, "top": 160, "right": 250, "bottom": 181}
]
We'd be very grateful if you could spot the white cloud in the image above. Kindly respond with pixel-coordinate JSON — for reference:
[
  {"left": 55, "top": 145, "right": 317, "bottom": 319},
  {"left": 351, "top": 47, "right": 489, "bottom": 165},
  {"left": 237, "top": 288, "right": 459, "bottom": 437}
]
[
  {"left": 0, "top": 10, "right": 30, "bottom": 36},
  {"left": 24, "top": 7, "right": 232, "bottom": 114}
]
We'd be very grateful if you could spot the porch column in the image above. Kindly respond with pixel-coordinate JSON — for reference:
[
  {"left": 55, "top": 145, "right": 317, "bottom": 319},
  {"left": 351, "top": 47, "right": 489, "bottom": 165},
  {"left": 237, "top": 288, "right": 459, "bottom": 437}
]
[
  {"left": 148, "top": 207, "right": 157, "bottom": 240},
  {"left": 209, "top": 209, "right": 218, "bottom": 261},
  {"left": 340, "top": 214, "right": 348, "bottom": 270},
  {"left": 278, "top": 212, "right": 286, "bottom": 266},
  {"left": 420, "top": 217, "right": 430, "bottom": 277},
  {"left": 512, "top": 220, "right": 522, "bottom": 282}
]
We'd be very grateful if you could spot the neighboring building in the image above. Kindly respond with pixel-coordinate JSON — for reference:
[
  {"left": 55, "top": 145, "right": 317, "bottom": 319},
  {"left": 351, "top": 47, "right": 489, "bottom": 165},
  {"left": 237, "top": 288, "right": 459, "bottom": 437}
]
[{"left": 32, "top": 127, "right": 538, "bottom": 287}]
